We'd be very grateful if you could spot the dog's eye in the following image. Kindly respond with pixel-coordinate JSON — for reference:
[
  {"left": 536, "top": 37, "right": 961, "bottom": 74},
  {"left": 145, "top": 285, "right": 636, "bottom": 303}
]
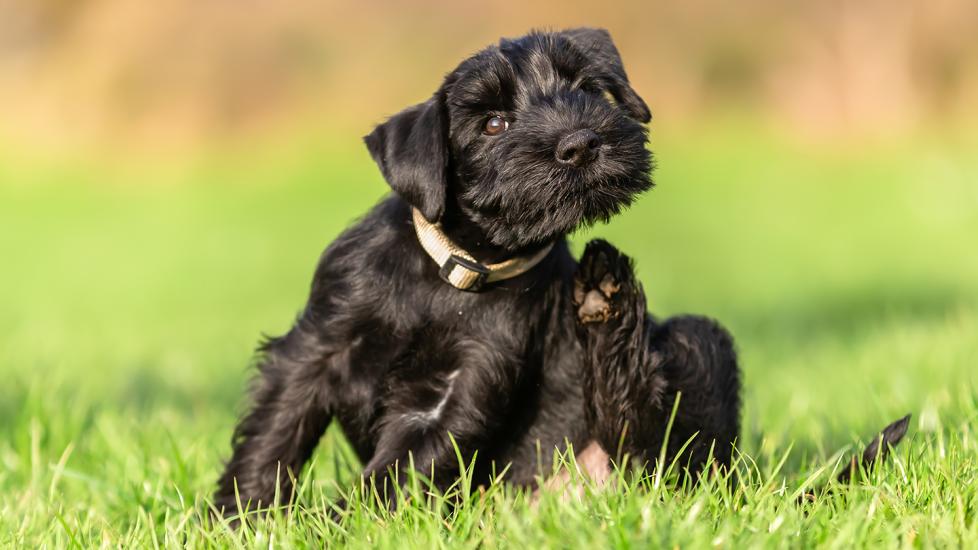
[{"left": 484, "top": 115, "right": 509, "bottom": 136}]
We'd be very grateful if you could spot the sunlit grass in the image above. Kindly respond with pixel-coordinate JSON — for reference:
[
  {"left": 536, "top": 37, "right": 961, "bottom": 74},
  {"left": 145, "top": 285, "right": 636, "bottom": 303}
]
[{"left": 1, "top": 126, "right": 977, "bottom": 546}]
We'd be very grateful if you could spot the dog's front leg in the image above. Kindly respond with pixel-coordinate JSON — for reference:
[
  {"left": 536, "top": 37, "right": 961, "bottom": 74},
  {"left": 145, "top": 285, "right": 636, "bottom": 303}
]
[
  {"left": 573, "top": 239, "right": 741, "bottom": 476},
  {"left": 214, "top": 321, "right": 334, "bottom": 518},
  {"left": 346, "top": 365, "right": 513, "bottom": 511}
]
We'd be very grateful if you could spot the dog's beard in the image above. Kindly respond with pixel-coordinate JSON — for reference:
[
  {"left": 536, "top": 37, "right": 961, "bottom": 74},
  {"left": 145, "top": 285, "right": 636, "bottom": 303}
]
[{"left": 458, "top": 112, "right": 653, "bottom": 249}]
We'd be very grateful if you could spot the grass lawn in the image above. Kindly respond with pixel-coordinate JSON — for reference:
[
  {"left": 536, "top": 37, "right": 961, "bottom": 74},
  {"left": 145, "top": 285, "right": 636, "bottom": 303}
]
[{"left": 1, "top": 126, "right": 977, "bottom": 547}]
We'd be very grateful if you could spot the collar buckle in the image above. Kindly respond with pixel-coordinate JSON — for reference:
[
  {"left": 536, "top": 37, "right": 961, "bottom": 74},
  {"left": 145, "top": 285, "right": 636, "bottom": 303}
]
[{"left": 439, "top": 254, "right": 490, "bottom": 291}]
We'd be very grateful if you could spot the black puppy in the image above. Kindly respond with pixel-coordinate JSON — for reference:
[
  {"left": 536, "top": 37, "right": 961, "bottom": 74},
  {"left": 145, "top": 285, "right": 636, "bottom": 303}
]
[{"left": 214, "top": 28, "right": 740, "bottom": 515}]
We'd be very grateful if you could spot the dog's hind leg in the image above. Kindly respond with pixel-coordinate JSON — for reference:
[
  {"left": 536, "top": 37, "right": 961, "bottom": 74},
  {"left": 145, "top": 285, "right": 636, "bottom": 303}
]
[
  {"left": 214, "top": 322, "right": 333, "bottom": 519},
  {"left": 573, "top": 239, "right": 741, "bottom": 477}
]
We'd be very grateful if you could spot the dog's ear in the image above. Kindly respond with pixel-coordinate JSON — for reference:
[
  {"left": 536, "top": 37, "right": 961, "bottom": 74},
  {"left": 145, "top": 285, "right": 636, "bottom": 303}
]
[
  {"left": 562, "top": 27, "right": 651, "bottom": 123},
  {"left": 364, "top": 91, "right": 449, "bottom": 222}
]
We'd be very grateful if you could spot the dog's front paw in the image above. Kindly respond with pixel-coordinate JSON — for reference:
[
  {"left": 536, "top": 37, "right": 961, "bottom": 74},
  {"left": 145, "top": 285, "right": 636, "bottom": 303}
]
[{"left": 573, "top": 240, "right": 635, "bottom": 325}]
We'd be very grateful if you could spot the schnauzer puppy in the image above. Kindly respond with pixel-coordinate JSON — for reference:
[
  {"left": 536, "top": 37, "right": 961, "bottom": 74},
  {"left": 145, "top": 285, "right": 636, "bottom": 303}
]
[{"left": 214, "top": 28, "right": 741, "bottom": 515}]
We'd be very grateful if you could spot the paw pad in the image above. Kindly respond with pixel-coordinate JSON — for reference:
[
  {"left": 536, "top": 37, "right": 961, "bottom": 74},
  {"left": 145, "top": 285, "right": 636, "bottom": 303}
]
[
  {"left": 577, "top": 288, "right": 615, "bottom": 324},
  {"left": 573, "top": 242, "right": 633, "bottom": 325}
]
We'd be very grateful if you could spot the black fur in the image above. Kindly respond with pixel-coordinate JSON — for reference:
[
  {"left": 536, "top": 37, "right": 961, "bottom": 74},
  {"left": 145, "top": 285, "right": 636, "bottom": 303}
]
[
  {"left": 214, "top": 28, "right": 740, "bottom": 516},
  {"left": 573, "top": 240, "right": 740, "bottom": 472},
  {"left": 799, "top": 414, "right": 912, "bottom": 503}
]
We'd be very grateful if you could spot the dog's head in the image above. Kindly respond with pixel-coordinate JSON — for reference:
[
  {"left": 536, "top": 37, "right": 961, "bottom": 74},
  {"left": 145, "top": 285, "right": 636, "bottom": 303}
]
[{"left": 365, "top": 28, "right": 653, "bottom": 249}]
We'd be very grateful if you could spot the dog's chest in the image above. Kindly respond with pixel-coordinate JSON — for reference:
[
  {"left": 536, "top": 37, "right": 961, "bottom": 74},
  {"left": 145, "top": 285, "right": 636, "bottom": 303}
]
[
  {"left": 335, "top": 288, "right": 544, "bottom": 435},
  {"left": 398, "top": 291, "right": 540, "bottom": 372}
]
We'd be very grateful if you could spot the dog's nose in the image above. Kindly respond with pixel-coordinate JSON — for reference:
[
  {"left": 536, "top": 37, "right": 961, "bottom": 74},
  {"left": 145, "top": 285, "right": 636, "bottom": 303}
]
[{"left": 555, "top": 129, "right": 602, "bottom": 167}]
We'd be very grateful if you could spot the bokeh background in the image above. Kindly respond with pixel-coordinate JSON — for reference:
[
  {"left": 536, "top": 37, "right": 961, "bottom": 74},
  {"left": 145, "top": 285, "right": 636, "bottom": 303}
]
[
  {"left": 2, "top": 0, "right": 978, "bottom": 145},
  {"left": 1, "top": 0, "right": 977, "bottom": 544}
]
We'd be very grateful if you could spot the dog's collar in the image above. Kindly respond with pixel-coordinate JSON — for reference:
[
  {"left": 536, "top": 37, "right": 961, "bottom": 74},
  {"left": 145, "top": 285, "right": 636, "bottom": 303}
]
[{"left": 412, "top": 208, "right": 554, "bottom": 292}]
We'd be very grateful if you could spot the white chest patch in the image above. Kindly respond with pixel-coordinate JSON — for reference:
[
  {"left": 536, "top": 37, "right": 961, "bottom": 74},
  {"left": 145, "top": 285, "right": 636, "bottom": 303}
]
[{"left": 405, "top": 370, "right": 460, "bottom": 427}]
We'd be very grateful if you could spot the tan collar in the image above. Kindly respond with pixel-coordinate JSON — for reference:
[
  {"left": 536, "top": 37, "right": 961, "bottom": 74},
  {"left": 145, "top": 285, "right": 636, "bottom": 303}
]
[{"left": 412, "top": 208, "right": 555, "bottom": 291}]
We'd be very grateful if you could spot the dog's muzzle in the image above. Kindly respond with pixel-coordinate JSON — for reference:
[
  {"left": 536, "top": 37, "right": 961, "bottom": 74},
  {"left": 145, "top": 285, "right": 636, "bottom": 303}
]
[{"left": 412, "top": 208, "right": 554, "bottom": 291}]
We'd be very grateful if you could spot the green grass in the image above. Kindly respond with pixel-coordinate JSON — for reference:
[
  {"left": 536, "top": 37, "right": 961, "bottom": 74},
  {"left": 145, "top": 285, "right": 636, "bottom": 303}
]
[{"left": 2, "top": 126, "right": 978, "bottom": 547}]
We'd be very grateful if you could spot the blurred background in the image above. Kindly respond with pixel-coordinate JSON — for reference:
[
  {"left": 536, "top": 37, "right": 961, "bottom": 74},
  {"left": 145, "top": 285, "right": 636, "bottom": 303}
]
[
  {"left": 1, "top": 0, "right": 977, "bottom": 537},
  {"left": 2, "top": 0, "right": 977, "bottom": 149}
]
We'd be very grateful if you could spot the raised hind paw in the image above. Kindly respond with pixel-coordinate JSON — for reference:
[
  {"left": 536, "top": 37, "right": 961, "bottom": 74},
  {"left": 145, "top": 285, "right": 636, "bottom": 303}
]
[{"left": 573, "top": 239, "right": 637, "bottom": 325}]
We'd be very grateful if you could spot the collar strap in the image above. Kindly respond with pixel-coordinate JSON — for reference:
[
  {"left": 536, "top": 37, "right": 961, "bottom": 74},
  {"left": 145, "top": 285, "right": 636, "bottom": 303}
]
[{"left": 412, "top": 208, "right": 555, "bottom": 291}]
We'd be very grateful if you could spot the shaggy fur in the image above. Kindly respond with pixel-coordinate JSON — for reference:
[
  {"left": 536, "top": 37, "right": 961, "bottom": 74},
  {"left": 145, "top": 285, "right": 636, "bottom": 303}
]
[{"left": 214, "top": 28, "right": 741, "bottom": 515}]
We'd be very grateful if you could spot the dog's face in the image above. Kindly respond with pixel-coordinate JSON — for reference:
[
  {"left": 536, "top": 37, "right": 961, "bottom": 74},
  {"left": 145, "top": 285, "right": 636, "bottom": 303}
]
[{"left": 366, "top": 29, "right": 653, "bottom": 249}]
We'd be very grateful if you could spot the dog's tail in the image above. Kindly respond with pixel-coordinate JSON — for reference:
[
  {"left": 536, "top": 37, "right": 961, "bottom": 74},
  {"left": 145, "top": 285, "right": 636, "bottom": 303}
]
[{"left": 799, "top": 413, "right": 911, "bottom": 502}]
